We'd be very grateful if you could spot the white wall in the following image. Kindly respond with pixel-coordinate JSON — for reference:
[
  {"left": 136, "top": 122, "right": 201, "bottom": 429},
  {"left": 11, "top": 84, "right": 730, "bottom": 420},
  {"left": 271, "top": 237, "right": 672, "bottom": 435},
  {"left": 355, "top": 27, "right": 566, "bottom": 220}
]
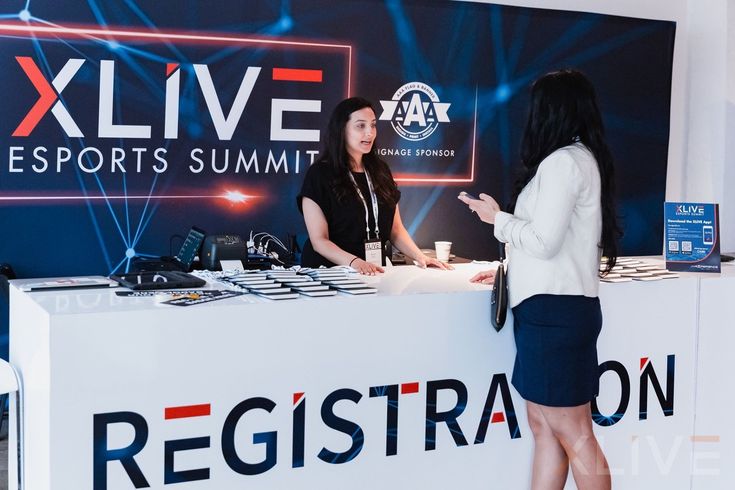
[
  {"left": 685, "top": 0, "right": 731, "bottom": 250},
  {"left": 725, "top": 2, "right": 735, "bottom": 252},
  {"left": 460, "top": 0, "right": 734, "bottom": 251}
]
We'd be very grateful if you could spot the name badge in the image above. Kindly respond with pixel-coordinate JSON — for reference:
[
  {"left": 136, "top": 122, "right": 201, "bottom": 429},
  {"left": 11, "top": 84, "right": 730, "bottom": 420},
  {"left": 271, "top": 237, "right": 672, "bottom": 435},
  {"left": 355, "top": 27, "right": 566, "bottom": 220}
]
[{"left": 364, "top": 239, "right": 383, "bottom": 266}]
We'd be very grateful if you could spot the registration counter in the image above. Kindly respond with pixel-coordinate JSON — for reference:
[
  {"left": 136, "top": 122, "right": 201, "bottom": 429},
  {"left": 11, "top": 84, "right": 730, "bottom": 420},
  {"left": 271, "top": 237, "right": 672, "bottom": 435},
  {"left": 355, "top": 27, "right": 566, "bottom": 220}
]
[{"left": 7, "top": 262, "right": 731, "bottom": 489}]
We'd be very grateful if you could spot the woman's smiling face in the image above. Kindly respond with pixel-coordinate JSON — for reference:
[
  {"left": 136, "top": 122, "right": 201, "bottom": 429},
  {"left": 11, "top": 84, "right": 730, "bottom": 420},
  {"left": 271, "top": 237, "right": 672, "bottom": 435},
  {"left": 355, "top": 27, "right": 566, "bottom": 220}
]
[{"left": 344, "top": 107, "right": 377, "bottom": 166}]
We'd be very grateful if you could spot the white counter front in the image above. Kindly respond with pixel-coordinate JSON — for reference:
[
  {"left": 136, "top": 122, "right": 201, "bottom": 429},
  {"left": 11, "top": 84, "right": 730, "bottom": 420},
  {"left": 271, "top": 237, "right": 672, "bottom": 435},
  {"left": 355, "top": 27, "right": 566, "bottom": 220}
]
[{"left": 8, "top": 262, "right": 732, "bottom": 489}]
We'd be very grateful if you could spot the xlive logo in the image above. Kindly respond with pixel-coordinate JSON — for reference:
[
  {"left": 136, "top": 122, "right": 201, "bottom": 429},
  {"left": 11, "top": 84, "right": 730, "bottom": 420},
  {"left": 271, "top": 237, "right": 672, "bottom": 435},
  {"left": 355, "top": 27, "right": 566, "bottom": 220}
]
[{"left": 13, "top": 56, "right": 324, "bottom": 142}]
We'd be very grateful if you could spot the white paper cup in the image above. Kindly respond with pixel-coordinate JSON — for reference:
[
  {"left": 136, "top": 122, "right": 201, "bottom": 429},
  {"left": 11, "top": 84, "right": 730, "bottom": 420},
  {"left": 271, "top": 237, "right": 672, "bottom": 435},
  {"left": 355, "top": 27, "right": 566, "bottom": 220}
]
[{"left": 435, "top": 241, "right": 452, "bottom": 262}]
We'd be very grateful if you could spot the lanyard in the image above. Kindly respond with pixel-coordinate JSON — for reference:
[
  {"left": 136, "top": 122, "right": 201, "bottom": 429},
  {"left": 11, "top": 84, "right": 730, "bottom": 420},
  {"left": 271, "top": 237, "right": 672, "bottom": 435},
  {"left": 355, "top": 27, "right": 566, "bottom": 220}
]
[{"left": 349, "top": 168, "right": 380, "bottom": 240}]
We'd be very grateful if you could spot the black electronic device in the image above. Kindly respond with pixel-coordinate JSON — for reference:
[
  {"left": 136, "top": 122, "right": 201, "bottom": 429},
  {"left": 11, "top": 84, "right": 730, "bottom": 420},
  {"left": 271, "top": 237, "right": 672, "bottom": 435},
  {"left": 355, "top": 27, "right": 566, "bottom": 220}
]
[
  {"left": 459, "top": 191, "right": 479, "bottom": 201},
  {"left": 201, "top": 234, "right": 248, "bottom": 270},
  {"left": 110, "top": 271, "right": 206, "bottom": 290},
  {"left": 175, "top": 226, "right": 206, "bottom": 270},
  {"left": 131, "top": 226, "right": 206, "bottom": 272}
]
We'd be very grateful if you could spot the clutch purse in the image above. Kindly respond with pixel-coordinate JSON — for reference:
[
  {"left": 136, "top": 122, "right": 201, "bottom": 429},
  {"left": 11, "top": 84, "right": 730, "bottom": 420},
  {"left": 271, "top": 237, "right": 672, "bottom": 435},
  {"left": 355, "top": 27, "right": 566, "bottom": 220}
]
[{"left": 490, "top": 243, "right": 508, "bottom": 332}]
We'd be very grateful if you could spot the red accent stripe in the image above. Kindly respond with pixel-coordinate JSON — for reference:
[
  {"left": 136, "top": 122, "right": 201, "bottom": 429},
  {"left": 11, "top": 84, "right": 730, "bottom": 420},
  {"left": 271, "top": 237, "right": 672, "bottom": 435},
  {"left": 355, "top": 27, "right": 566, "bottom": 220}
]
[
  {"left": 165, "top": 403, "right": 211, "bottom": 420},
  {"left": 166, "top": 63, "right": 179, "bottom": 76},
  {"left": 13, "top": 56, "right": 59, "bottom": 137},
  {"left": 401, "top": 382, "right": 419, "bottom": 394},
  {"left": 640, "top": 357, "right": 649, "bottom": 370},
  {"left": 272, "top": 67, "right": 323, "bottom": 82},
  {"left": 491, "top": 412, "right": 505, "bottom": 424},
  {"left": 293, "top": 392, "right": 305, "bottom": 405}
]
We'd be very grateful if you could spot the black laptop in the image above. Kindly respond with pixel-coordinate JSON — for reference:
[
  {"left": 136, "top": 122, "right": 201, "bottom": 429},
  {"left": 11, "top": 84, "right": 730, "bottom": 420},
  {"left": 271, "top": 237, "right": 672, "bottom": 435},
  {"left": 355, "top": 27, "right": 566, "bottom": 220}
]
[{"left": 111, "top": 270, "right": 206, "bottom": 290}]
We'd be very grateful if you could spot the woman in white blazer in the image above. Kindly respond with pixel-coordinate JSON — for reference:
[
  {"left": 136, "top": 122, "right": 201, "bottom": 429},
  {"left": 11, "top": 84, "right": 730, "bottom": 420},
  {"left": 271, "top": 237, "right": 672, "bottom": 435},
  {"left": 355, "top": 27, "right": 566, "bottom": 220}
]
[{"left": 460, "top": 69, "right": 620, "bottom": 490}]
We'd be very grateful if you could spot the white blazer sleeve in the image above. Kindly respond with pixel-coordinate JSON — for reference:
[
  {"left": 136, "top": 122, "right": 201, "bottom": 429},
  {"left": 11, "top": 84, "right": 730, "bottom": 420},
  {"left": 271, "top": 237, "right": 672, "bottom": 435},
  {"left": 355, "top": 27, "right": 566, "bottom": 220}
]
[{"left": 494, "top": 153, "right": 583, "bottom": 259}]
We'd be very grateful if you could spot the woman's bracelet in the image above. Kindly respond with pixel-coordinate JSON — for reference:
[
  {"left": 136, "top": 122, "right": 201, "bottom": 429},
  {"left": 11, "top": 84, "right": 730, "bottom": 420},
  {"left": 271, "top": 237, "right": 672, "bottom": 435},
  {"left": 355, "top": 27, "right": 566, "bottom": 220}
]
[{"left": 348, "top": 256, "right": 359, "bottom": 267}]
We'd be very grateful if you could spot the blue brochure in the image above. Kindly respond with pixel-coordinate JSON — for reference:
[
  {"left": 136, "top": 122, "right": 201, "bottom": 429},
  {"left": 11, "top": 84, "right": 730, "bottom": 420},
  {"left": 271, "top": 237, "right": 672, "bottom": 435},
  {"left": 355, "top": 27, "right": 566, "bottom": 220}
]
[{"left": 664, "top": 202, "right": 720, "bottom": 273}]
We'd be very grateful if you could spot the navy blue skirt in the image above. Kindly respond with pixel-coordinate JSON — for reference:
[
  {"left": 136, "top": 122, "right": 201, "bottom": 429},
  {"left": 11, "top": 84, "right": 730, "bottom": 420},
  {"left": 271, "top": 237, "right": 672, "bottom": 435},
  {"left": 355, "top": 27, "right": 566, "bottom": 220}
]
[{"left": 511, "top": 294, "right": 602, "bottom": 407}]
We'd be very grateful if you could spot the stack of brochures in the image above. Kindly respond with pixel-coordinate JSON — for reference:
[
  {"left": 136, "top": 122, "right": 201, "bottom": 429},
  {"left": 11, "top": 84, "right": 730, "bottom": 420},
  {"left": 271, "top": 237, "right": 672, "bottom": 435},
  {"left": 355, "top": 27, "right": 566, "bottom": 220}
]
[
  {"left": 204, "top": 267, "right": 378, "bottom": 299},
  {"left": 600, "top": 258, "right": 679, "bottom": 283}
]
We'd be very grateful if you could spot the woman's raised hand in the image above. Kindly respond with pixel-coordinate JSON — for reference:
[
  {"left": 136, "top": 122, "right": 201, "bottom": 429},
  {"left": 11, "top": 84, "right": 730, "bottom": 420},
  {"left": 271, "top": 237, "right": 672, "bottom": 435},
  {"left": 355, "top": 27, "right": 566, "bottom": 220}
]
[{"left": 458, "top": 192, "right": 501, "bottom": 224}]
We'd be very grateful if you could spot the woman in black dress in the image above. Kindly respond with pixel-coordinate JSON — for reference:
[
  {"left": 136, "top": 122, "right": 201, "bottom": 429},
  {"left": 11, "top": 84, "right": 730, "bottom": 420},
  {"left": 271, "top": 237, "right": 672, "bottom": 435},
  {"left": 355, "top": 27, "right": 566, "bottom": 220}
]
[
  {"left": 298, "top": 97, "right": 449, "bottom": 274},
  {"left": 460, "top": 70, "right": 620, "bottom": 489}
]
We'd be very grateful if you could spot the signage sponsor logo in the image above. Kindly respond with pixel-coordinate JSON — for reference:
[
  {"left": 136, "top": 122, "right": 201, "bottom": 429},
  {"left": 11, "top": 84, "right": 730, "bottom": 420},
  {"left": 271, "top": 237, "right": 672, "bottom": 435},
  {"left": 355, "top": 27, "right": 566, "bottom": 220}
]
[
  {"left": 378, "top": 82, "right": 450, "bottom": 142},
  {"left": 375, "top": 80, "right": 477, "bottom": 183}
]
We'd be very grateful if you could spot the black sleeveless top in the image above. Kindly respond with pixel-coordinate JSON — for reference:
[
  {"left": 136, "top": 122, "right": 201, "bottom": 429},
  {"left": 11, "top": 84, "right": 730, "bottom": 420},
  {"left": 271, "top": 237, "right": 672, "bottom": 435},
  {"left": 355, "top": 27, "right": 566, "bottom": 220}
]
[{"left": 297, "top": 161, "right": 400, "bottom": 267}]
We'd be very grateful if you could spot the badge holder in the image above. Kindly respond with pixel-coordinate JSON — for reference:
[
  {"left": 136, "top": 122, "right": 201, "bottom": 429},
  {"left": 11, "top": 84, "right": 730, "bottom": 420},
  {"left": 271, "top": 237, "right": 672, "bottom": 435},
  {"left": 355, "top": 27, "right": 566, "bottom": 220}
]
[{"left": 364, "top": 239, "right": 382, "bottom": 266}]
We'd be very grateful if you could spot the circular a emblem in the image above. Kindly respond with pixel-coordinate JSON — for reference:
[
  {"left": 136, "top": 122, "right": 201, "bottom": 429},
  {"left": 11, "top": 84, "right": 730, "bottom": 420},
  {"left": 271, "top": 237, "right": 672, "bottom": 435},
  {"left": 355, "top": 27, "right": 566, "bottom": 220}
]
[{"left": 379, "top": 82, "right": 450, "bottom": 142}]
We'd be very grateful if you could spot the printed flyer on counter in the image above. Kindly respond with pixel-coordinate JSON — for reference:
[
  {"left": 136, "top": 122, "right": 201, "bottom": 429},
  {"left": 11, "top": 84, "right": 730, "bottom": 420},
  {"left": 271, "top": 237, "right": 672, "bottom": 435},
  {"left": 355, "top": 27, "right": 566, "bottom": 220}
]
[{"left": 664, "top": 202, "right": 720, "bottom": 272}]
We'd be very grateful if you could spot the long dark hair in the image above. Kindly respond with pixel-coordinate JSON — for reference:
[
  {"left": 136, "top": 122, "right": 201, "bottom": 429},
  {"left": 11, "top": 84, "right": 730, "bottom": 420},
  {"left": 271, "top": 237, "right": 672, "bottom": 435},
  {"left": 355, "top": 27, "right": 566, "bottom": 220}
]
[
  {"left": 321, "top": 97, "right": 400, "bottom": 205},
  {"left": 509, "top": 69, "right": 621, "bottom": 274}
]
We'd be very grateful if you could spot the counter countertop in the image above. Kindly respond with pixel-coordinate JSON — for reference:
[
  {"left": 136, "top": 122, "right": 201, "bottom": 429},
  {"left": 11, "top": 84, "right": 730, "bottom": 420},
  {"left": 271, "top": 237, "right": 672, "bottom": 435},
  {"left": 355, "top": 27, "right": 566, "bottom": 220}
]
[{"left": 9, "top": 257, "right": 733, "bottom": 316}]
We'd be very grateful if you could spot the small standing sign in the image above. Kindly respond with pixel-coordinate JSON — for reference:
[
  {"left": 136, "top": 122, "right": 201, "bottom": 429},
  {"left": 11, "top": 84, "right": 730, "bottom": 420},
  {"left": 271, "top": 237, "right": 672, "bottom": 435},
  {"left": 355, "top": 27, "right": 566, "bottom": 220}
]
[{"left": 664, "top": 202, "right": 720, "bottom": 273}]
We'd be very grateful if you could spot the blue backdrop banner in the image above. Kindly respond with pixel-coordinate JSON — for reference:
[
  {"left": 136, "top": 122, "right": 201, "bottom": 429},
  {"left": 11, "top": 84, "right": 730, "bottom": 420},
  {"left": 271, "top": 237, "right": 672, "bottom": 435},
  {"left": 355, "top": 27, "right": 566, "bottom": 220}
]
[
  {"left": 0, "top": 0, "right": 674, "bottom": 277},
  {"left": 0, "top": 0, "right": 677, "bottom": 360}
]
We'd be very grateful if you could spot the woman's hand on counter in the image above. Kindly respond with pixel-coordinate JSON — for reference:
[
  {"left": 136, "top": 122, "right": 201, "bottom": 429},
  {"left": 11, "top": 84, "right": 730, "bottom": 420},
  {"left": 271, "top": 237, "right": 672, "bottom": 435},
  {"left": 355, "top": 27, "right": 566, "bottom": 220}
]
[
  {"left": 414, "top": 254, "right": 454, "bottom": 270},
  {"left": 350, "top": 258, "right": 384, "bottom": 275},
  {"left": 469, "top": 269, "right": 496, "bottom": 284}
]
